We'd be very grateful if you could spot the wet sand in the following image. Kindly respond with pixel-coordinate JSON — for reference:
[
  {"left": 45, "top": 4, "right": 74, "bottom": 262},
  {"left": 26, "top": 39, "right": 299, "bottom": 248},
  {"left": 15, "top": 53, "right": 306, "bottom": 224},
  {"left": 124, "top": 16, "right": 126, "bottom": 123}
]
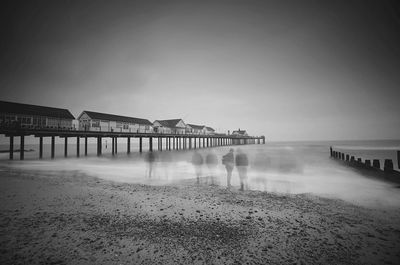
[{"left": 0, "top": 167, "right": 400, "bottom": 265}]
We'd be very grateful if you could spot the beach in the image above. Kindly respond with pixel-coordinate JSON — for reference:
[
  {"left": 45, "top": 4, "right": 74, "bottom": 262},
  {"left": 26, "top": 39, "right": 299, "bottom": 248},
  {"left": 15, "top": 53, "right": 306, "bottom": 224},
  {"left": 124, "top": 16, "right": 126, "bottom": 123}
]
[{"left": 1, "top": 165, "right": 400, "bottom": 265}]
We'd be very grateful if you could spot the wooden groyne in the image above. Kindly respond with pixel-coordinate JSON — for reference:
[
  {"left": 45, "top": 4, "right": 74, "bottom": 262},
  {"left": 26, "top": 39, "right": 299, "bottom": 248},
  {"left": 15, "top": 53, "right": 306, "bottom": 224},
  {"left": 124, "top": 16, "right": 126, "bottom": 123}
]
[
  {"left": 330, "top": 146, "right": 400, "bottom": 184},
  {"left": 0, "top": 127, "right": 265, "bottom": 160}
]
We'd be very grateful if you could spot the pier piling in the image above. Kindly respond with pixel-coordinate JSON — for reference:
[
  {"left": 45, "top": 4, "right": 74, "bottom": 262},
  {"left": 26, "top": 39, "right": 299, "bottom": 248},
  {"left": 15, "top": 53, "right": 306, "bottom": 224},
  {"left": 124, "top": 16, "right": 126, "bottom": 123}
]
[
  {"left": 64, "top": 137, "right": 68, "bottom": 157},
  {"left": 20, "top": 135, "right": 24, "bottom": 160},
  {"left": 51, "top": 136, "right": 55, "bottom": 159},
  {"left": 84, "top": 137, "right": 88, "bottom": 156},
  {"left": 139, "top": 137, "right": 143, "bottom": 153},
  {"left": 39, "top": 137, "right": 43, "bottom": 159},
  {"left": 76, "top": 137, "right": 80, "bottom": 157},
  {"left": 127, "top": 137, "right": 131, "bottom": 154},
  {"left": 9, "top": 136, "right": 13, "bottom": 160}
]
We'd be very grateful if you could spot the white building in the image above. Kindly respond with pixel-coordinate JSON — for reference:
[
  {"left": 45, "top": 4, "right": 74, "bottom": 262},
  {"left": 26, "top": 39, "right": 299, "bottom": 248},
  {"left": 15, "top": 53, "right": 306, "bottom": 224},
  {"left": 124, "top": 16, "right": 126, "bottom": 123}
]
[
  {"left": 153, "top": 119, "right": 186, "bottom": 134},
  {"left": 205, "top": 126, "right": 216, "bottom": 135},
  {"left": 232, "top": 128, "right": 248, "bottom": 136},
  {"left": 186, "top": 124, "right": 207, "bottom": 135},
  {"left": 0, "top": 100, "right": 75, "bottom": 129},
  {"left": 78, "top": 111, "right": 153, "bottom": 133}
]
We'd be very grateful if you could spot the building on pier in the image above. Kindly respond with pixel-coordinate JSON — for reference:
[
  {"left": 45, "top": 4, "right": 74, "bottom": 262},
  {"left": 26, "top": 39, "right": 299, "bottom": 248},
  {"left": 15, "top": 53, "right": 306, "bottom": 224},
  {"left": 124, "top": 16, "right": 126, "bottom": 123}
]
[
  {"left": 153, "top": 119, "right": 186, "bottom": 134},
  {"left": 186, "top": 124, "right": 207, "bottom": 135},
  {"left": 77, "top": 111, "right": 153, "bottom": 133},
  {"left": 232, "top": 128, "right": 248, "bottom": 136},
  {"left": 205, "top": 126, "right": 216, "bottom": 135},
  {"left": 0, "top": 100, "right": 75, "bottom": 129}
]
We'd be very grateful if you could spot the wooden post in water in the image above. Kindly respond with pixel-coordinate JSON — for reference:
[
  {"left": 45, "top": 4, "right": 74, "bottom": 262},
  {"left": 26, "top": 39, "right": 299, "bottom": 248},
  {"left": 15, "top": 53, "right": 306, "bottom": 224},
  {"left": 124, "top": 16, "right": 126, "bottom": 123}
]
[
  {"left": 76, "top": 137, "right": 80, "bottom": 157},
  {"left": 160, "top": 137, "right": 163, "bottom": 151},
  {"left": 330, "top": 147, "right": 333, "bottom": 157},
  {"left": 372, "top": 159, "right": 380, "bottom": 169},
  {"left": 194, "top": 137, "right": 197, "bottom": 149},
  {"left": 96, "top": 137, "right": 102, "bottom": 156},
  {"left": 20, "top": 135, "right": 25, "bottom": 160},
  {"left": 149, "top": 137, "right": 153, "bottom": 152},
  {"left": 9, "top": 136, "right": 14, "bottom": 160},
  {"left": 112, "top": 137, "right": 115, "bottom": 155},
  {"left": 384, "top": 159, "right": 393, "bottom": 172},
  {"left": 139, "top": 137, "right": 143, "bottom": 153},
  {"left": 64, "top": 137, "right": 68, "bottom": 157},
  {"left": 398, "top": 151, "right": 400, "bottom": 170},
  {"left": 84, "top": 137, "right": 88, "bottom": 156},
  {"left": 39, "top": 136, "right": 43, "bottom": 159},
  {"left": 127, "top": 137, "right": 131, "bottom": 154},
  {"left": 115, "top": 137, "right": 118, "bottom": 154},
  {"left": 51, "top": 136, "right": 55, "bottom": 159}
]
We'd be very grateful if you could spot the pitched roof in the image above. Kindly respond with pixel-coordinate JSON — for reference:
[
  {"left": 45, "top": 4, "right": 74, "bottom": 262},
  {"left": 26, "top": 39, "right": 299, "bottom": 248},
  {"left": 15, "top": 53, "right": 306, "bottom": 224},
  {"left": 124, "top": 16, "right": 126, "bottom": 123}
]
[
  {"left": 187, "top": 124, "right": 205, "bottom": 130},
  {"left": 80, "top": 111, "right": 153, "bottom": 125},
  {"left": 205, "top": 126, "right": 215, "bottom": 131},
  {"left": 154, "top": 119, "right": 185, "bottom": 128},
  {"left": 0, "top": 100, "right": 75, "bottom": 119},
  {"left": 232, "top": 130, "right": 247, "bottom": 135}
]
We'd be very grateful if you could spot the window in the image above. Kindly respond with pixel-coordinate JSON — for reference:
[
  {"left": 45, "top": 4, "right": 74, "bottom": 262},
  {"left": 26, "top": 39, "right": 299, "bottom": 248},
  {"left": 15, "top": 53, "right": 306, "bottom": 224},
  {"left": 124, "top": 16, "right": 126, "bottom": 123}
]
[
  {"left": 123, "top": 124, "right": 129, "bottom": 129},
  {"left": 92, "top": 120, "right": 100, "bottom": 127},
  {"left": 116, "top": 122, "right": 122, "bottom": 128}
]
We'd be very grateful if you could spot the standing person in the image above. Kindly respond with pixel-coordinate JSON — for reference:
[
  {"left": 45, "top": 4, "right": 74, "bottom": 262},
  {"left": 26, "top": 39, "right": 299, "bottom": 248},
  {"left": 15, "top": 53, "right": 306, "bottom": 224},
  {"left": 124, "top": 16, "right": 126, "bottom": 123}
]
[
  {"left": 191, "top": 151, "right": 204, "bottom": 184},
  {"left": 222, "top": 149, "right": 235, "bottom": 189},
  {"left": 235, "top": 149, "right": 249, "bottom": 191},
  {"left": 145, "top": 152, "right": 157, "bottom": 179},
  {"left": 206, "top": 152, "right": 218, "bottom": 185}
]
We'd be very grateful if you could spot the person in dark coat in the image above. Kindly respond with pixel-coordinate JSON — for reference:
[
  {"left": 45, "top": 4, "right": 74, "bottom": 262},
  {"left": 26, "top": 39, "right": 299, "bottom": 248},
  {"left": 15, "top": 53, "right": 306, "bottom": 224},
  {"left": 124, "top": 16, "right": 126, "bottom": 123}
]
[
  {"left": 235, "top": 148, "right": 249, "bottom": 191},
  {"left": 191, "top": 151, "right": 204, "bottom": 184},
  {"left": 222, "top": 148, "right": 235, "bottom": 188}
]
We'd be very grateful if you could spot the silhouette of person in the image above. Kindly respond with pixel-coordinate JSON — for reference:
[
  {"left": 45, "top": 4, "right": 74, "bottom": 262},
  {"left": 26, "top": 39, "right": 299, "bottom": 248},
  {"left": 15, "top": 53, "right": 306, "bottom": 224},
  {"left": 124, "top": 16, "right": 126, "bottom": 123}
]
[
  {"left": 235, "top": 148, "right": 249, "bottom": 191},
  {"left": 191, "top": 151, "right": 204, "bottom": 184},
  {"left": 145, "top": 152, "right": 157, "bottom": 179},
  {"left": 222, "top": 148, "right": 235, "bottom": 188},
  {"left": 206, "top": 152, "right": 218, "bottom": 185}
]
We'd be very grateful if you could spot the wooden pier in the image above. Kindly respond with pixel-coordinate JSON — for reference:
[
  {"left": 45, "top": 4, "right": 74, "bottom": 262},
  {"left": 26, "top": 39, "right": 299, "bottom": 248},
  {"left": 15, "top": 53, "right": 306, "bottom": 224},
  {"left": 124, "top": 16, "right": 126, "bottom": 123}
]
[{"left": 1, "top": 128, "right": 265, "bottom": 160}]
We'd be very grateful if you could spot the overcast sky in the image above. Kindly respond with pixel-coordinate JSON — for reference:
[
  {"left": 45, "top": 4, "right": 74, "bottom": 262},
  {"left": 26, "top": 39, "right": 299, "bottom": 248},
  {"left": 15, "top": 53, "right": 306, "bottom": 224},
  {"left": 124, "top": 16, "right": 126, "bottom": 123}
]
[{"left": 1, "top": 0, "right": 400, "bottom": 141}]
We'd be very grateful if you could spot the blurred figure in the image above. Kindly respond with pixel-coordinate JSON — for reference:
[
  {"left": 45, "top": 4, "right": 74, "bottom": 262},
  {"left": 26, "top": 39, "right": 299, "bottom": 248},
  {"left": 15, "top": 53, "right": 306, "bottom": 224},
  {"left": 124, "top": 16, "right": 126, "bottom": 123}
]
[
  {"left": 252, "top": 149, "right": 271, "bottom": 191},
  {"left": 222, "top": 148, "right": 235, "bottom": 188},
  {"left": 206, "top": 152, "right": 218, "bottom": 185},
  {"left": 145, "top": 152, "right": 157, "bottom": 179},
  {"left": 191, "top": 151, "right": 204, "bottom": 184},
  {"left": 235, "top": 149, "right": 249, "bottom": 191},
  {"left": 159, "top": 152, "right": 173, "bottom": 180}
]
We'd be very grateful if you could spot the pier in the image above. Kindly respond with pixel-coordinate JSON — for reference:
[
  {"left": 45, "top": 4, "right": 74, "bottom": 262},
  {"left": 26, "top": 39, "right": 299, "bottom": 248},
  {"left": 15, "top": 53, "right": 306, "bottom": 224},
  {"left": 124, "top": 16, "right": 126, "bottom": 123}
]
[{"left": 1, "top": 127, "right": 265, "bottom": 160}]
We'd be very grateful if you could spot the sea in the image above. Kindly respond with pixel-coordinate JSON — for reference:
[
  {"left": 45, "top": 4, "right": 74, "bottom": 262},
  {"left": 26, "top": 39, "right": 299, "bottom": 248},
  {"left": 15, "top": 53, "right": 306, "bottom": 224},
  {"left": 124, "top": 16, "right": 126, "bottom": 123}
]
[{"left": 1, "top": 136, "right": 400, "bottom": 208}]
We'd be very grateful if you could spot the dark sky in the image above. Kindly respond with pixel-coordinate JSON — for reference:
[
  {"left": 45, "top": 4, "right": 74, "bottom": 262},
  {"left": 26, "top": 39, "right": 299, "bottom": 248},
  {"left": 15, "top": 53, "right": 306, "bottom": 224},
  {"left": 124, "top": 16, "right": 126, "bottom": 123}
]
[{"left": 1, "top": 0, "right": 400, "bottom": 140}]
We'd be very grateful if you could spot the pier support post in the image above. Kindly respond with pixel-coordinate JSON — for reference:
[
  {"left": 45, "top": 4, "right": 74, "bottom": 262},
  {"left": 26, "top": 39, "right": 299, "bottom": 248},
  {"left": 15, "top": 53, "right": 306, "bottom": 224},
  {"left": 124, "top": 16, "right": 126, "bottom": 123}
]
[
  {"left": 330, "top": 147, "right": 333, "bottom": 157},
  {"left": 194, "top": 138, "right": 197, "bottom": 149},
  {"left": 115, "top": 137, "right": 117, "bottom": 154},
  {"left": 139, "top": 137, "right": 143, "bottom": 153},
  {"left": 51, "top": 136, "right": 55, "bottom": 159},
  {"left": 20, "top": 135, "right": 24, "bottom": 160},
  {"left": 77, "top": 137, "right": 80, "bottom": 157},
  {"left": 97, "top": 137, "right": 102, "bottom": 156},
  {"left": 207, "top": 138, "right": 209, "bottom": 147},
  {"left": 39, "top": 137, "right": 43, "bottom": 159},
  {"left": 168, "top": 137, "right": 171, "bottom": 151},
  {"left": 112, "top": 137, "right": 114, "bottom": 153},
  {"left": 9, "top": 136, "right": 14, "bottom": 160},
  {"left": 149, "top": 137, "right": 153, "bottom": 152},
  {"left": 84, "top": 137, "right": 88, "bottom": 156},
  {"left": 127, "top": 137, "right": 131, "bottom": 154},
  {"left": 64, "top": 137, "right": 68, "bottom": 157},
  {"left": 179, "top": 137, "right": 181, "bottom": 150},
  {"left": 160, "top": 137, "right": 162, "bottom": 151}
]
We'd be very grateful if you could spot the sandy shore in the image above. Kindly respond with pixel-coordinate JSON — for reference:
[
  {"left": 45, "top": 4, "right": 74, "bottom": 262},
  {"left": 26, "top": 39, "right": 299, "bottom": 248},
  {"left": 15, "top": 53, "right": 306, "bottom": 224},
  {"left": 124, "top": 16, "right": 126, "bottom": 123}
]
[{"left": 0, "top": 166, "right": 400, "bottom": 265}]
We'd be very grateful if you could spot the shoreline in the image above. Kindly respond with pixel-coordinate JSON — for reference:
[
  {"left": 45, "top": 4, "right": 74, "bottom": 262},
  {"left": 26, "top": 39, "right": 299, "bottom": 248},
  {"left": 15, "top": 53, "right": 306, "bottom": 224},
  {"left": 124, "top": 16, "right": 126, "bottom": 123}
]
[{"left": 1, "top": 167, "right": 400, "bottom": 264}]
